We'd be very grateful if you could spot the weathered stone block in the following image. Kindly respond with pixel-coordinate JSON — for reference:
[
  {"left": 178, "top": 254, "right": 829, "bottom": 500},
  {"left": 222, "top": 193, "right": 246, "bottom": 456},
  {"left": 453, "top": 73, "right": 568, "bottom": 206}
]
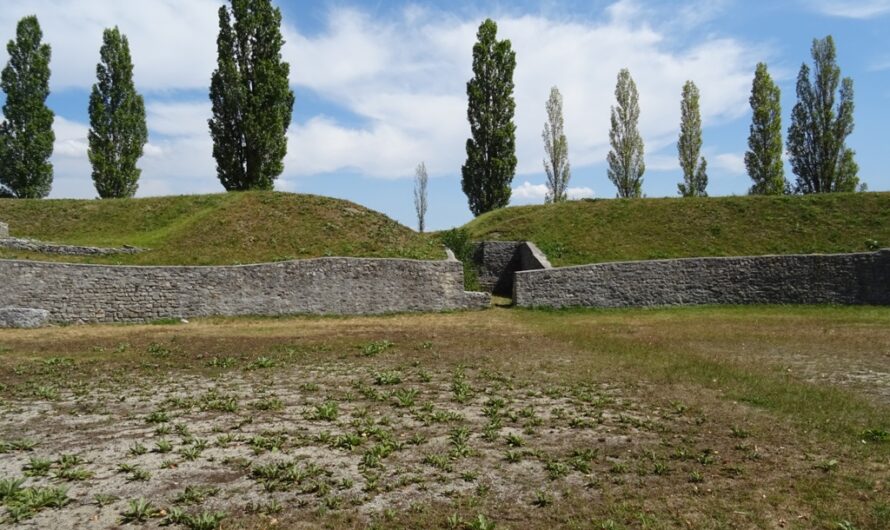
[
  {"left": 0, "top": 222, "right": 7, "bottom": 238},
  {"left": 0, "top": 307, "right": 50, "bottom": 329}
]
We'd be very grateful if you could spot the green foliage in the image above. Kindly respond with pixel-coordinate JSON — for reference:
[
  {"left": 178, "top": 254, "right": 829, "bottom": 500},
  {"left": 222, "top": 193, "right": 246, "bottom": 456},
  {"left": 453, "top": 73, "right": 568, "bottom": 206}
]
[
  {"left": 88, "top": 27, "right": 147, "bottom": 199},
  {"left": 677, "top": 81, "right": 707, "bottom": 197},
  {"left": 543, "top": 86, "right": 570, "bottom": 203},
  {"left": 440, "top": 227, "right": 480, "bottom": 291},
  {"left": 746, "top": 63, "right": 786, "bottom": 195},
  {"left": 0, "top": 16, "right": 54, "bottom": 199},
  {"left": 607, "top": 69, "right": 645, "bottom": 198},
  {"left": 462, "top": 19, "right": 517, "bottom": 216},
  {"left": 209, "top": 0, "right": 294, "bottom": 191},
  {"left": 464, "top": 193, "right": 890, "bottom": 267},
  {"left": 787, "top": 36, "right": 858, "bottom": 194}
]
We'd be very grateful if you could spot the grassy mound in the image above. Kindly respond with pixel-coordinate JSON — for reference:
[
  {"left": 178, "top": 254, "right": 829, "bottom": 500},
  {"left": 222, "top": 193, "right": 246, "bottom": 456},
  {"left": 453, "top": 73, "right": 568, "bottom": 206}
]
[
  {"left": 0, "top": 191, "right": 442, "bottom": 265},
  {"left": 464, "top": 192, "right": 890, "bottom": 267}
]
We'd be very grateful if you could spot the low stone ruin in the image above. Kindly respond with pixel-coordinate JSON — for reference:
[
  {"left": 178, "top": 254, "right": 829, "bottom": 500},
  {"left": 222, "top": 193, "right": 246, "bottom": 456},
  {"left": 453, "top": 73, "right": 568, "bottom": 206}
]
[{"left": 0, "top": 307, "right": 50, "bottom": 329}]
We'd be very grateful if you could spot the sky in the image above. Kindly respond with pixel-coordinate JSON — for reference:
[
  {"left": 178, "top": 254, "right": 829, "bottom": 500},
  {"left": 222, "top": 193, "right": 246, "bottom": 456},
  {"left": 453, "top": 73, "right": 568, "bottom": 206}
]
[{"left": 0, "top": 0, "right": 888, "bottom": 230}]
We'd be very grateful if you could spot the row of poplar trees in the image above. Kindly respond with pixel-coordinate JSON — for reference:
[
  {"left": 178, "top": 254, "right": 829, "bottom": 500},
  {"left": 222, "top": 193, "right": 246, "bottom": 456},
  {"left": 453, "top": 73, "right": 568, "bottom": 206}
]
[
  {"left": 0, "top": 17, "right": 147, "bottom": 199},
  {"left": 0, "top": 0, "right": 294, "bottom": 199},
  {"left": 460, "top": 21, "right": 861, "bottom": 215}
]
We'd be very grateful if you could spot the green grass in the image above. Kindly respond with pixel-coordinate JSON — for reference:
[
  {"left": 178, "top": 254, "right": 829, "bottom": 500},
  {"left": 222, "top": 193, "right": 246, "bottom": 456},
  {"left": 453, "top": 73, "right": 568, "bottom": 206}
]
[
  {"left": 0, "top": 191, "right": 442, "bottom": 265},
  {"left": 463, "top": 192, "right": 890, "bottom": 266}
]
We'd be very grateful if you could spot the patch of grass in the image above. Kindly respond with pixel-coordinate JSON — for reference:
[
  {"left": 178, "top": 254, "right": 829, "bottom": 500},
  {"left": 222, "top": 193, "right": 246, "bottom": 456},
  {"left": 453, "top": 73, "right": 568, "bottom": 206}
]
[
  {"left": 0, "top": 192, "right": 443, "bottom": 265},
  {"left": 464, "top": 192, "right": 890, "bottom": 267}
]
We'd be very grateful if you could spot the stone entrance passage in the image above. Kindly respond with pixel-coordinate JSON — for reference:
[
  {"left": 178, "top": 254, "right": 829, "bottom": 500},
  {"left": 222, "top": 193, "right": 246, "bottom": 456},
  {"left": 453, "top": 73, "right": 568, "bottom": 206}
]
[{"left": 472, "top": 241, "right": 552, "bottom": 297}]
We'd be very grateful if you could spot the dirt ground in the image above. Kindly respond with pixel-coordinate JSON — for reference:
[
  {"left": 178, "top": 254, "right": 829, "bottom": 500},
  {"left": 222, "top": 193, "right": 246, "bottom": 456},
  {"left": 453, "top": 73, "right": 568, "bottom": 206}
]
[{"left": 0, "top": 306, "right": 888, "bottom": 529}]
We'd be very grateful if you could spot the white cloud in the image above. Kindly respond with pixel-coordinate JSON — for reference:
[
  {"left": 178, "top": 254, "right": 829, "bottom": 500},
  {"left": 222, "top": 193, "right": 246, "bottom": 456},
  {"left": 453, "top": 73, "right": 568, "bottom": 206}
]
[
  {"left": 3, "top": 1, "right": 762, "bottom": 198},
  {"left": 511, "top": 181, "right": 594, "bottom": 204},
  {"left": 52, "top": 116, "right": 89, "bottom": 158},
  {"left": 512, "top": 181, "right": 549, "bottom": 201},
  {"left": 0, "top": 0, "right": 223, "bottom": 91},
  {"left": 809, "top": 0, "right": 890, "bottom": 18},
  {"left": 711, "top": 152, "right": 746, "bottom": 176}
]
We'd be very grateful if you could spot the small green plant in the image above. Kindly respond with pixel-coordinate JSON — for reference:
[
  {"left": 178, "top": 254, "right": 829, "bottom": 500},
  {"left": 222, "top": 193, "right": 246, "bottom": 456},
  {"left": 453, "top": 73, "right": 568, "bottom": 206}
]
[
  {"left": 93, "top": 493, "right": 119, "bottom": 507},
  {"left": 145, "top": 410, "right": 170, "bottom": 424},
  {"left": 816, "top": 459, "right": 839, "bottom": 472},
  {"left": 208, "top": 356, "right": 237, "bottom": 368},
  {"left": 374, "top": 370, "right": 403, "bottom": 385},
  {"left": 23, "top": 457, "right": 52, "bottom": 477},
  {"left": 532, "top": 489, "right": 553, "bottom": 507},
  {"left": 393, "top": 387, "right": 419, "bottom": 408},
  {"left": 174, "top": 485, "right": 220, "bottom": 505},
  {"left": 361, "top": 340, "right": 394, "bottom": 357},
  {"left": 504, "top": 433, "right": 524, "bottom": 447},
  {"left": 155, "top": 439, "right": 173, "bottom": 453},
  {"left": 469, "top": 513, "right": 497, "bottom": 530},
  {"left": 180, "top": 446, "right": 202, "bottom": 461},
  {"left": 309, "top": 401, "right": 339, "bottom": 422},
  {"left": 120, "top": 498, "right": 158, "bottom": 523},
  {"left": 252, "top": 397, "right": 284, "bottom": 411},
  {"left": 248, "top": 356, "right": 276, "bottom": 370},
  {"left": 861, "top": 428, "right": 889, "bottom": 443},
  {"left": 184, "top": 510, "right": 227, "bottom": 530},
  {"left": 129, "top": 442, "right": 148, "bottom": 456}
]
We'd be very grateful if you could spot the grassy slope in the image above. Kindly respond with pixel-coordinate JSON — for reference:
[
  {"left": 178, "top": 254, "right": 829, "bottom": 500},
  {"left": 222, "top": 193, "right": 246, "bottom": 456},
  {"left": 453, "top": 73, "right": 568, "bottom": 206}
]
[
  {"left": 0, "top": 191, "right": 442, "bottom": 265},
  {"left": 464, "top": 192, "right": 890, "bottom": 267}
]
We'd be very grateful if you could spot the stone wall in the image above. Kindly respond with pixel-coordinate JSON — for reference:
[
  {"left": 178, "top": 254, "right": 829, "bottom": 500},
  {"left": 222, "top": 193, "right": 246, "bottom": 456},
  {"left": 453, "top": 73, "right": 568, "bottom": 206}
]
[
  {"left": 0, "top": 237, "right": 144, "bottom": 256},
  {"left": 0, "top": 222, "right": 7, "bottom": 238},
  {"left": 473, "top": 241, "right": 552, "bottom": 296},
  {"left": 514, "top": 250, "right": 890, "bottom": 309},
  {"left": 0, "top": 255, "right": 490, "bottom": 324}
]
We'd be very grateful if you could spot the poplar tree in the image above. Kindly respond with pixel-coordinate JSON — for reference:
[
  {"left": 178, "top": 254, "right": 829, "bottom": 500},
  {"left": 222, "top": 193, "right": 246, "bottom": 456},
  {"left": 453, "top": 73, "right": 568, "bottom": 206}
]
[
  {"left": 745, "top": 63, "right": 785, "bottom": 195},
  {"left": 413, "top": 162, "right": 428, "bottom": 233},
  {"left": 542, "top": 86, "right": 570, "bottom": 203},
  {"left": 606, "top": 69, "right": 645, "bottom": 198},
  {"left": 88, "top": 27, "right": 147, "bottom": 199},
  {"left": 0, "top": 16, "right": 54, "bottom": 199},
  {"left": 209, "top": 0, "right": 294, "bottom": 191},
  {"left": 677, "top": 81, "right": 707, "bottom": 197},
  {"left": 787, "top": 35, "right": 858, "bottom": 193},
  {"left": 461, "top": 19, "right": 516, "bottom": 216}
]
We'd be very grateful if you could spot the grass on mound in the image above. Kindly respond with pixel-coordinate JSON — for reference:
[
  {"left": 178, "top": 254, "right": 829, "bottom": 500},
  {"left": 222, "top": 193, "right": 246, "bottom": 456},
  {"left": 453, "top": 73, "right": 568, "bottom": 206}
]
[
  {"left": 0, "top": 191, "right": 443, "bottom": 265},
  {"left": 464, "top": 192, "right": 890, "bottom": 267}
]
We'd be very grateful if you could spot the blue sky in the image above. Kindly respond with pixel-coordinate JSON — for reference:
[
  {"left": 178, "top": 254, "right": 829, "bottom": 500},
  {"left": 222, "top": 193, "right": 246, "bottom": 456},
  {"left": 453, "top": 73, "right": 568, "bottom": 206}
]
[{"left": 0, "top": 0, "right": 888, "bottom": 230}]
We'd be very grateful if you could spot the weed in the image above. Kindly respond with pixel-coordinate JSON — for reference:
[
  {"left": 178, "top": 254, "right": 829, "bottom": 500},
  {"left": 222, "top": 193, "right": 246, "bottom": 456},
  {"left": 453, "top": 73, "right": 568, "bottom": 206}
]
[
  {"left": 361, "top": 340, "right": 394, "bottom": 357},
  {"left": 54, "top": 467, "right": 93, "bottom": 481},
  {"left": 180, "top": 446, "right": 203, "bottom": 461},
  {"left": 146, "top": 410, "right": 170, "bottom": 424},
  {"left": 505, "top": 433, "right": 524, "bottom": 447},
  {"left": 545, "top": 460, "right": 570, "bottom": 480},
  {"left": 308, "top": 401, "right": 339, "bottom": 422},
  {"left": 816, "top": 459, "right": 839, "bottom": 472},
  {"left": 423, "top": 453, "right": 453, "bottom": 472},
  {"left": 533, "top": 489, "right": 554, "bottom": 507},
  {"left": 861, "top": 428, "right": 889, "bottom": 443},
  {"left": 252, "top": 397, "right": 284, "bottom": 411},
  {"left": 689, "top": 470, "right": 704, "bottom": 483},
  {"left": 23, "top": 457, "right": 52, "bottom": 477},
  {"left": 469, "top": 513, "right": 497, "bottom": 530},
  {"left": 393, "top": 387, "right": 419, "bottom": 407},
  {"left": 93, "top": 493, "right": 119, "bottom": 507},
  {"left": 374, "top": 370, "right": 403, "bottom": 386},
  {"left": 129, "top": 442, "right": 148, "bottom": 456},
  {"left": 155, "top": 439, "right": 173, "bottom": 453},
  {"left": 120, "top": 498, "right": 158, "bottom": 523},
  {"left": 248, "top": 356, "right": 276, "bottom": 370},
  {"left": 731, "top": 426, "right": 750, "bottom": 439},
  {"left": 174, "top": 485, "right": 220, "bottom": 505},
  {"left": 34, "top": 385, "right": 59, "bottom": 400},
  {"left": 208, "top": 356, "right": 237, "bottom": 368}
]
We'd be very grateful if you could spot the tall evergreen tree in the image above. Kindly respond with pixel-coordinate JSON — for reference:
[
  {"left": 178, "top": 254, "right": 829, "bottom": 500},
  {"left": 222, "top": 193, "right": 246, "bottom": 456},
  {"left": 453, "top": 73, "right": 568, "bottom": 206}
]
[
  {"left": 461, "top": 19, "right": 516, "bottom": 216},
  {"left": 0, "top": 16, "right": 54, "bottom": 199},
  {"left": 88, "top": 27, "right": 147, "bottom": 199},
  {"left": 787, "top": 35, "right": 858, "bottom": 193},
  {"left": 746, "top": 63, "right": 785, "bottom": 195},
  {"left": 209, "top": 0, "right": 294, "bottom": 191},
  {"left": 413, "top": 162, "right": 428, "bottom": 233},
  {"left": 607, "top": 69, "right": 645, "bottom": 198},
  {"left": 542, "top": 86, "right": 570, "bottom": 203},
  {"left": 677, "top": 80, "right": 707, "bottom": 197}
]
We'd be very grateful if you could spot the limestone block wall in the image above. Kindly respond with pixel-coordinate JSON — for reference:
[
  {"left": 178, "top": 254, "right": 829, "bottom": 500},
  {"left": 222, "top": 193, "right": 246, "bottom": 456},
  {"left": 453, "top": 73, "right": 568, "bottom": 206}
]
[
  {"left": 0, "top": 222, "right": 7, "bottom": 238},
  {"left": 514, "top": 250, "right": 890, "bottom": 309},
  {"left": 0, "top": 255, "right": 490, "bottom": 324},
  {"left": 473, "top": 241, "right": 551, "bottom": 296}
]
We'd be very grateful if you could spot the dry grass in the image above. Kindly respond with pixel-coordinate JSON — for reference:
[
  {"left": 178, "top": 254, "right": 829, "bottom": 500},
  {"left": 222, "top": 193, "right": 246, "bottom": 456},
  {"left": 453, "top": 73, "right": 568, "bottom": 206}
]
[{"left": 0, "top": 306, "right": 888, "bottom": 529}]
